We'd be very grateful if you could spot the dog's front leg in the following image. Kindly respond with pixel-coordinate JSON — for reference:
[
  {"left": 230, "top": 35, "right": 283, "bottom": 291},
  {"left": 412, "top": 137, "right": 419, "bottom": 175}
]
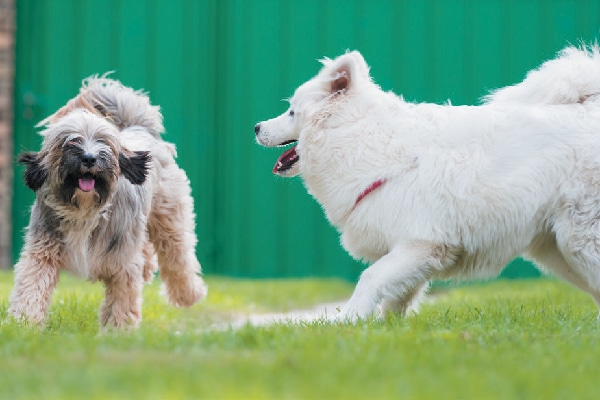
[
  {"left": 337, "top": 242, "right": 443, "bottom": 322},
  {"left": 380, "top": 282, "right": 430, "bottom": 316},
  {"left": 100, "top": 270, "right": 143, "bottom": 329},
  {"left": 9, "top": 245, "right": 61, "bottom": 325}
]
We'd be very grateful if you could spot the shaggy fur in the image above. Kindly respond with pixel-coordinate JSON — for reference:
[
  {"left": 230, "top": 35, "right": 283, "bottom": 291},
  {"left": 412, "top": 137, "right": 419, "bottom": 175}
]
[
  {"left": 255, "top": 45, "right": 600, "bottom": 321},
  {"left": 10, "top": 76, "right": 207, "bottom": 328}
]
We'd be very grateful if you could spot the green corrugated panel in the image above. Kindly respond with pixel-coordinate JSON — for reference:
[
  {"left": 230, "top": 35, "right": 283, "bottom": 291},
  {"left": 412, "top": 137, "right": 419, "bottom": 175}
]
[{"left": 12, "top": 0, "right": 600, "bottom": 280}]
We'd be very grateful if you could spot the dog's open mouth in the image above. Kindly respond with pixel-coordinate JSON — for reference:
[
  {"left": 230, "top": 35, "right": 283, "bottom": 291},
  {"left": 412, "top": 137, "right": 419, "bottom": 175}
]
[
  {"left": 78, "top": 174, "right": 96, "bottom": 192},
  {"left": 273, "top": 141, "right": 299, "bottom": 175}
]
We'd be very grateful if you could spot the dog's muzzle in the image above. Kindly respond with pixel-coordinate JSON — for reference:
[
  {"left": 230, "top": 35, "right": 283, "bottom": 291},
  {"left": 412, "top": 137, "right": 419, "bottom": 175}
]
[{"left": 254, "top": 122, "right": 300, "bottom": 177}]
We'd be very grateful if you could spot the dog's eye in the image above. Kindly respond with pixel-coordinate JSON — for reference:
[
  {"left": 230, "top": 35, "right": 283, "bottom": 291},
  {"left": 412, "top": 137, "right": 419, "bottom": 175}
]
[
  {"left": 288, "top": 110, "right": 295, "bottom": 117},
  {"left": 63, "top": 133, "right": 83, "bottom": 147},
  {"left": 65, "top": 139, "right": 82, "bottom": 148}
]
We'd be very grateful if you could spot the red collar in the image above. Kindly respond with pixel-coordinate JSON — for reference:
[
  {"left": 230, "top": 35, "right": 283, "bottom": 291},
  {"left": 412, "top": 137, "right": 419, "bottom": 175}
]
[{"left": 352, "top": 179, "right": 387, "bottom": 210}]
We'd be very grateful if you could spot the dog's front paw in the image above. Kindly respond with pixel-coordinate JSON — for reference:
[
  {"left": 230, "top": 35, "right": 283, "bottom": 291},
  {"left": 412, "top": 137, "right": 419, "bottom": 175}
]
[
  {"left": 100, "top": 307, "right": 141, "bottom": 330},
  {"left": 334, "top": 309, "right": 360, "bottom": 324},
  {"left": 163, "top": 275, "right": 207, "bottom": 307},
  {"left": 8, "top": 305, "right": 47, "bottom": 327},
  {"left": 334, "top": 302, "right": 380, "bottom": 323}
]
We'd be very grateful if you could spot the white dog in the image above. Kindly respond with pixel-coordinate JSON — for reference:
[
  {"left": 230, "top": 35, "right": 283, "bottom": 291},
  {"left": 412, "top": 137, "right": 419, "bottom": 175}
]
[{"left": 255, "top": 45, "right": 600, "bottom": 321}]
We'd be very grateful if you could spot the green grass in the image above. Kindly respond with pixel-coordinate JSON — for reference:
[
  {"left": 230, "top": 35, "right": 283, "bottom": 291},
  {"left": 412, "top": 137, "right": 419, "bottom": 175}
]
[{"left": 0, "top": 271, "right": 598, "bottom": 400}]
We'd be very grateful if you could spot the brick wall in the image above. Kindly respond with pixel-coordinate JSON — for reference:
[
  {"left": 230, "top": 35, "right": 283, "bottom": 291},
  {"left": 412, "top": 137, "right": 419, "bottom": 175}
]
[{"left": 0, "top": 0, "right": 14, "bottom": 269}]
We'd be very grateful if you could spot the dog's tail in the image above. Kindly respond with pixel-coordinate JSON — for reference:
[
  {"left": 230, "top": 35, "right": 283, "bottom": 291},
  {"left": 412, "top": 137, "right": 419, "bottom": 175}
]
[
  {"left": 38, "top": 74, "right": 164, "bottom": 138},
  {"left": 485, "top": 43, "right": 600, "bottom": 106}
]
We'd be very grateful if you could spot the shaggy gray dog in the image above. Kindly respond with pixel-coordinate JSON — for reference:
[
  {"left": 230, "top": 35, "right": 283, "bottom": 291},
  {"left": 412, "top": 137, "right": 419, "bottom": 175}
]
[{"left": 9, "top": 77, "right": 207, "bottom": 328}]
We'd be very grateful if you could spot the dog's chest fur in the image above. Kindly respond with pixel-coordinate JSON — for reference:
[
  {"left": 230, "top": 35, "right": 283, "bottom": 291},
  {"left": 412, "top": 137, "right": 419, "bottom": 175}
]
[{"left": 59, "top": 213, "right": 109, "bottom": 279}]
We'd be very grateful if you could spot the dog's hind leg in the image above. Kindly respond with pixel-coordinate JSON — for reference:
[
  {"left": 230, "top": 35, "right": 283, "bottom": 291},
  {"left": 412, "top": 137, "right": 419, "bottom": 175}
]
[
  {"left": 148, "top": 165, "right": 207, "bottom": 307},
  {"left": 556, "top": 233, "right": 600, "bottom": 314},
  {"left": 528, "top": 226, "right": 600, "bottom": 315},
  {"left": 337, "top": 242, "right": 451, "bottom": 322},
  {"left": 142, "top": 232, "right": 158, "bottom": 284},
  {"left": 8, "top": 234, "right": 61, "bottom": 325},
  {"left": 526, "top": 233, "right": 592, "bottom": 292}
]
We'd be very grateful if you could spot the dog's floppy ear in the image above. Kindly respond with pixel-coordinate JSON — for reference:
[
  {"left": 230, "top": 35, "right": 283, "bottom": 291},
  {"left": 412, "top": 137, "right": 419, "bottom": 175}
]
[
  {"left": 18, "top": 152, "right": 48, "bottom": 192},
  {"left": 327, "top": 51, "right": 371, "bottom": 94},
  {"left": 119, "top": 151, "right": 151, "bottom": 185}
]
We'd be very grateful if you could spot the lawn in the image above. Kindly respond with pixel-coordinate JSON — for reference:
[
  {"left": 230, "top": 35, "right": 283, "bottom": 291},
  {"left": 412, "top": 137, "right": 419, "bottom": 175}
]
[{"left": 0, "top": 271, "right": 598, "bottom": 400}]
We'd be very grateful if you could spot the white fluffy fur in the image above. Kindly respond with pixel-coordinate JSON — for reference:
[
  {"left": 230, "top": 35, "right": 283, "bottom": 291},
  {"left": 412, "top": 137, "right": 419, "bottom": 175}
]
[{"left": 256, "top": 45, "right": 600, "bottom": 321}]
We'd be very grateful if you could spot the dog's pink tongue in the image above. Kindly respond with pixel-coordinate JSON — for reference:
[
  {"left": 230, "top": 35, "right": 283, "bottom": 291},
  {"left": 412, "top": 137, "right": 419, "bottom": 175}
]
[{"left": 78, "top": 178, "right": 95, "bottom": 192}]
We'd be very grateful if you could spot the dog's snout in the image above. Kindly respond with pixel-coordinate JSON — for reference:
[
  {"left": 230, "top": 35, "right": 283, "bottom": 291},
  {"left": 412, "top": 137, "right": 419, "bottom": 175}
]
[
  {"left": 254, "top": 123, "right": 261, "bottom": 136},
  {"left": 81, "top": 153, "right": 97, "bottom": 168}
]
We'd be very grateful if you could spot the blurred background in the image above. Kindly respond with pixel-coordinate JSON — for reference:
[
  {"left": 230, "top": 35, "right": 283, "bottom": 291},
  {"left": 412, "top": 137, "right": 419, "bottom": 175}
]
[{"left": 1, "top": 0, "right": 599, "bottom": 280}]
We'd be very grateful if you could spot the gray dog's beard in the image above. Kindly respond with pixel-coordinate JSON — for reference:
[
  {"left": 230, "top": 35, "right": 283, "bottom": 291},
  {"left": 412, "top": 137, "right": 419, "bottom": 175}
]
[{"left": 54, "top": 144, "right": 119, "bottom": 209}]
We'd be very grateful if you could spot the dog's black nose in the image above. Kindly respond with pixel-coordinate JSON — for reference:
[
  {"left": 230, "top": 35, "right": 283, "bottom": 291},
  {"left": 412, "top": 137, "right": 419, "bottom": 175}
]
[
  {"left": 254, "top": 123, "right": 261, "bottom": 136},
  {"left": 81, "top": 153, "right": 97, "bottom": 168}
]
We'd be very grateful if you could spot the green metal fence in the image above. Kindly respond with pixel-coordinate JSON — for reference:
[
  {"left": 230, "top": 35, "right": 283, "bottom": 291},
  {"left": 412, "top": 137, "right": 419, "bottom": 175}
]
[{"left": 12, "top": 0, "right": 600, "bottom": 279}]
